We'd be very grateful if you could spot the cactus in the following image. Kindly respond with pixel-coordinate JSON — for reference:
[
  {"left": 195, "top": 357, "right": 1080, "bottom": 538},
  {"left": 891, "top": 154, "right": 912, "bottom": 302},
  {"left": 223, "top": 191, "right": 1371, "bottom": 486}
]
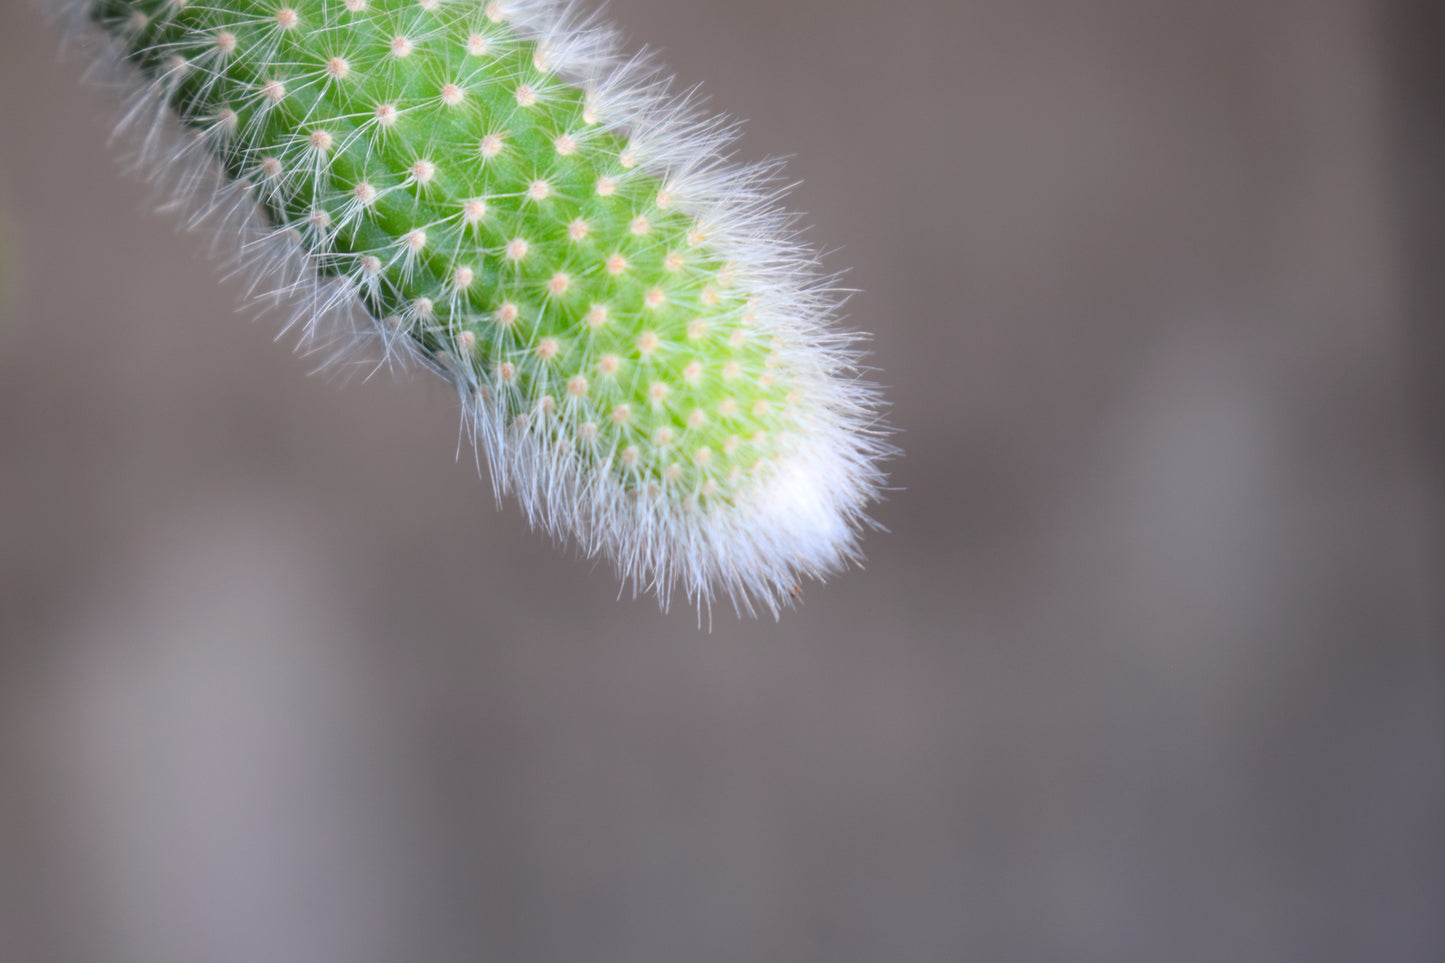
[{"left": 61, "top": 0, "right": 888, "bottom": 616}]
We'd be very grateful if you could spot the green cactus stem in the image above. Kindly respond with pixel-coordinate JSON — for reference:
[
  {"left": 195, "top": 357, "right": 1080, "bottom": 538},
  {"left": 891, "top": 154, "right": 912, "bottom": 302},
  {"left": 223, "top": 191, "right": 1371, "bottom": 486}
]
[{"left": 71, "top": 0, "right": 888, "bottom": 615}]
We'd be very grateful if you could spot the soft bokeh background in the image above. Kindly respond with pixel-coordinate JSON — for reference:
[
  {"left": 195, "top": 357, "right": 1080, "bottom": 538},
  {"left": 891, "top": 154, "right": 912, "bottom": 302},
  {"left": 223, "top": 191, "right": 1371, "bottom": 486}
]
[{"left": 3, "top": 1, "right": 1443, "bottom": 960}]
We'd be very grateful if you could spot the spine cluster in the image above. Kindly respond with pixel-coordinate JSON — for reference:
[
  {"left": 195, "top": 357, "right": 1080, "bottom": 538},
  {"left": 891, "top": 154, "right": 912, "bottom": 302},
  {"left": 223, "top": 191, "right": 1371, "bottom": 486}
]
[{"left": 71, "top": 0, "right": 888, "bottom": 616}]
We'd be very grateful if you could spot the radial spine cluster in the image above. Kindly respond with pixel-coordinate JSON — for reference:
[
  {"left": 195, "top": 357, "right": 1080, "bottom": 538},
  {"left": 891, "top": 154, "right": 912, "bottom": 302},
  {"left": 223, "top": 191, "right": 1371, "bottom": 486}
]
[{"left": 74, "top": 0, "right": 888, "bottom": 616}]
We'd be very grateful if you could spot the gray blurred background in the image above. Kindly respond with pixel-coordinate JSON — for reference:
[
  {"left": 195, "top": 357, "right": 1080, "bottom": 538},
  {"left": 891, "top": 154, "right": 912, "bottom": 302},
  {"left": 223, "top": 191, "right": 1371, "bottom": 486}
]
[{"left": 2, "top": 1, "right": 1443, "bottom": 960}]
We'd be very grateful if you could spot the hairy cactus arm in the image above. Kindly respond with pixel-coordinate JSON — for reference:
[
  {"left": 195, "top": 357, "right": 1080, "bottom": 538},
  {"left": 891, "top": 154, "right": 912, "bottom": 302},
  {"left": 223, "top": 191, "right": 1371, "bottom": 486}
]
[{"left": 70, "top": 0, "right": 890, "bottom": 616}]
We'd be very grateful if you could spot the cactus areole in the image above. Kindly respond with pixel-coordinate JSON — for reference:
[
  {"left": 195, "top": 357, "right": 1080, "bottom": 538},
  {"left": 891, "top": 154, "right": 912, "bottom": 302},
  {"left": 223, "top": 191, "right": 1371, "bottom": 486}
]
[{"left": 71, "top": 0, "right": 889, "bottom": 617}]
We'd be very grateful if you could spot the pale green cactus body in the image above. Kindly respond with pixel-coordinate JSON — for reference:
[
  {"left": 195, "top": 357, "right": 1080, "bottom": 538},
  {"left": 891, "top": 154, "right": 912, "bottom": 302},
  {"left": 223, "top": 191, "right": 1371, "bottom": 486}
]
[{"left": 69, "top": 0, "right": 888, "bottom": 615}]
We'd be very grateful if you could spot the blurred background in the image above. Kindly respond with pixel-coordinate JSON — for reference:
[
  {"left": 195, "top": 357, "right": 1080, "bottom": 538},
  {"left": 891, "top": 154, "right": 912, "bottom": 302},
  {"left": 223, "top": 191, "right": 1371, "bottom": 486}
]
[{"left": 2, "top": 0, "right": 1443, "bottom": 960}]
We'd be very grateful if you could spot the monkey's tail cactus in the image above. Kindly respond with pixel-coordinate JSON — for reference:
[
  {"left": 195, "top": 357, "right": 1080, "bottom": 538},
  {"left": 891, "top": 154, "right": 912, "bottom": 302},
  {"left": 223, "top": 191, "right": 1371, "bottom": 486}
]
[{"left": 57, "top": 0, "right": 890, "bottom": 617}]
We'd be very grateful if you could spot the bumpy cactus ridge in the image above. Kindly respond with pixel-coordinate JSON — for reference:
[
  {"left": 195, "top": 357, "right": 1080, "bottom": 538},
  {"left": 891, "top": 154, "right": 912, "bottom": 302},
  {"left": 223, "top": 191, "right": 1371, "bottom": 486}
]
[{"left": 75, "top": 0, "right": 887, "bottom": 615}]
